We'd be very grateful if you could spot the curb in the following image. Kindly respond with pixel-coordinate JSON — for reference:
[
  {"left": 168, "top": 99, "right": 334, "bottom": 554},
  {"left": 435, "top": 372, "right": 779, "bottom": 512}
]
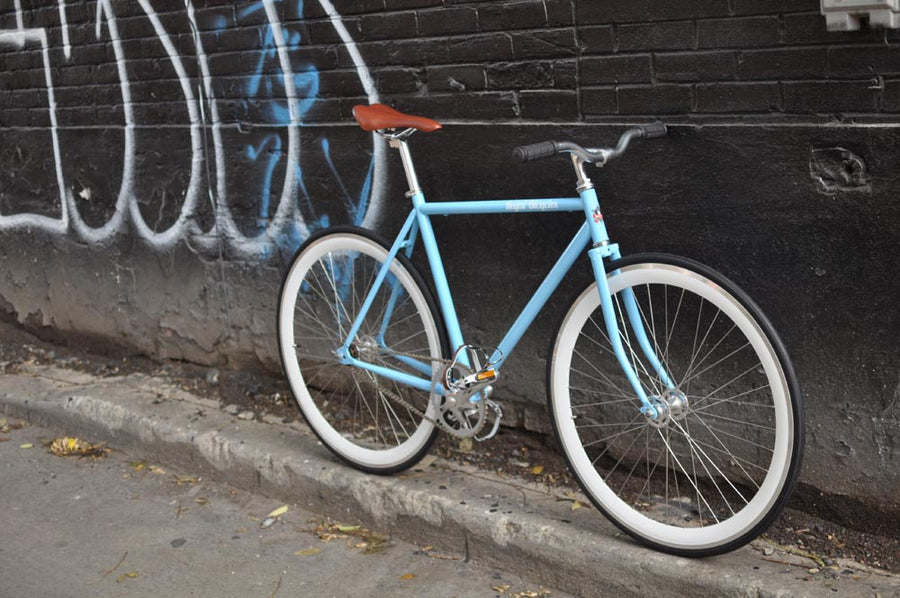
[{"left": 1, "top": 364, "right": 897, "bottom": 598}]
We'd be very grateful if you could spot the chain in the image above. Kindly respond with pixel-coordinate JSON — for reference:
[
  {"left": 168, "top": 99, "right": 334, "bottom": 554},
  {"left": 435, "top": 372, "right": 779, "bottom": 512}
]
[{"left": 358, "top": 347, "right": 492, "bottom": 437}]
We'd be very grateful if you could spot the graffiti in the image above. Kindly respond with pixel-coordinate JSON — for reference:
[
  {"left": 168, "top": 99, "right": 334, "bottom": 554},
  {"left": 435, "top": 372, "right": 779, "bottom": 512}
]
[{"left": 0, "top": 0, "right": 385, "bottom": 259}]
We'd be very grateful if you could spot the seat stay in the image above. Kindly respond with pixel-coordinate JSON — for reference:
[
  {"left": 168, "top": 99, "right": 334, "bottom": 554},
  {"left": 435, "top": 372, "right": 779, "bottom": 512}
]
[{"left": 338, "top": 210, "right": 418, "bottom": 357}]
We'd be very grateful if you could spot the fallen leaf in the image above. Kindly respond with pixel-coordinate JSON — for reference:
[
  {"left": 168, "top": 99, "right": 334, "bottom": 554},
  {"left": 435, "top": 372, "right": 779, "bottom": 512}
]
[
  {"left": 337, "top": 525, "right": 360, "bottom": 532},
  {"left": 173, "top": 475, "right": 201, "bottom": 485},
  {"left": 294, "top": 548, "right": 321, "bottom": 556},
  {"left": 19, "top": 443, "right": 33, "bottom": 449},
  {"left": 399, "top": 573, "right": 416, "bottom": 580},
  {"left": 530, "top": 465, "right": 544, "bottom": 475},
  {"left": 424, "top": 552, "right": 461, "bottom": 561},
  {"left": 0, "top": 418, "right": 24, "bottom": 434},
  {"left": 571, "top": 501, "right": 583, "bottom": 511},
  {"left": 195, "top": 497, "right": 209, "bottom": 506},
  {"left": 148, "top": 465, "right": 166, "bottom": 475},
  {"left": 492, "top": 586, "right": 511, "bottom": 594},
  {"left": 267, "top": 505, "right": 289, "bottom": 519},
  {"left": 116, "top": 571, "right": 139, "bottom": 583},
  {"left": 48, "top": 437, "right": 108, "bottom": 458}
]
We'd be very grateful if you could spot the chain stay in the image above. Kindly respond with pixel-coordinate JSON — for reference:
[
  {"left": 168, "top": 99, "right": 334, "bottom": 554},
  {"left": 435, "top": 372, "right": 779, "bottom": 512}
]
[{"left": 361, "top": 346, "right": 502, "bottom": 440}]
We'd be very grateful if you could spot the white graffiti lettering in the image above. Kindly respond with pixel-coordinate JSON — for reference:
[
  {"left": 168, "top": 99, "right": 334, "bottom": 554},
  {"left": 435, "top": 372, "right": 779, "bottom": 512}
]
[{"left": 0, "top": 0, "right": 383, "bottom": 259}]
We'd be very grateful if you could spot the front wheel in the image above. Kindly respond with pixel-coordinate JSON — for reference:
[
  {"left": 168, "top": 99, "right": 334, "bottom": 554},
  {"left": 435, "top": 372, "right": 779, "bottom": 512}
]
[
  {"left": 548, "top": 254, "right": 803, "bottom": 556},
  {"left": 278, "top": 226, "right": 448, "bottom": 474}
]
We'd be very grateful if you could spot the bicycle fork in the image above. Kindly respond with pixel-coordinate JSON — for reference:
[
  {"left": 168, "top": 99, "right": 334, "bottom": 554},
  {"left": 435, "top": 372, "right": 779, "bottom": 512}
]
[{"left": 579, "top": 170, "right": 675, "bottom": 421}]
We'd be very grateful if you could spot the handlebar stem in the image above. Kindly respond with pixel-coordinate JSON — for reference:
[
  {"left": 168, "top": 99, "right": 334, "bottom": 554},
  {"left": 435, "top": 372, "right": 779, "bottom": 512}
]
[{"left": 571, "top": 154, "right": 594, "bottom": 192}]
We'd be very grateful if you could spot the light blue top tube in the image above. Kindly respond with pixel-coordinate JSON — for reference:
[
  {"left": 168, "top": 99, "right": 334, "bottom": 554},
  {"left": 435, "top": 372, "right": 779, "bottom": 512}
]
[{"left": 418, "top": 198, "right": 583, "bottom": 216}]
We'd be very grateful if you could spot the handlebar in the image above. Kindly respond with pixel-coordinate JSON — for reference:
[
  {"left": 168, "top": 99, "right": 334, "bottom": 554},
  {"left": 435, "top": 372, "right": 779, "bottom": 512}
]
[{"left": 513, "top": 122, "right": 667, "bottom": 165}]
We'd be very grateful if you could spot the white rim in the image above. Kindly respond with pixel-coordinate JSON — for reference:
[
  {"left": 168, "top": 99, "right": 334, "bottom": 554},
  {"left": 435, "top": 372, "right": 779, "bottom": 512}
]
[
  {"left": 550, "top": 263, "right": 793, "bottom": 551},
  {"left": 279, "top": 233, "right": 440, "bottom": 470}
]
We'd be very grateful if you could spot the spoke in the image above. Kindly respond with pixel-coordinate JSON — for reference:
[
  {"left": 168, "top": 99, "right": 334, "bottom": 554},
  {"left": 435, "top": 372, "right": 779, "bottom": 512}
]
[
  {"left": 614, "top": 293, "right": 661, "bottom": 398},
  {"left": 569, "top": 368, "right": 635, "bottom": 402},
  {"left": 675, "top": 430, "right": 768, "bottom": 485},
  {"left": 380, "top": 307, "right": 422, "bottom": 335},
  {"left": 571, "top": 348, "right": 636, "bottom": 400},
  {"left": 692, "top": 410, "right": 776, "bottom": 432},
  {"left": 570, "top": 395, "right": 641, "bottom": 408},
  {"left": 583, "top": 411, "right": 644, "bottom": 451},
  {"left": 576, "top": 420, "right": 647, "bottom": 429},
  {"left": 632, "top": 427, "right": 667, "bottom": 509},
  {"left": 691, "top": 362, "right": 766, "bottom": 408},
  {"left": 685, "top": 414, "right": 775, "bottom": 453},
  {"left": 681, "top": 301, "right": 722, "bottom": 392},
  {"left": 633, "top": 285, "right": 675, "bottom": 388},
  {"left": 670, "top": 419, "right": 749, "bottom": 511},
  {"left": 680, "top": 324, "right": 742, "bottom": 387},
  {"left": 378, "top": 388, "right": 407, "bottom": 445},
  {"left": 616, "top": 424, "right": 651, "bottom": 498},
  {"left": 387, "top": 327, "right": 428, "bottom": 350},
  {"left": 322, "top": 254, "right": 353, "bottom": 338},
  {"left": 603, "top": 421, "right": 646, "bottom": 486},
  {"left": 583, "top": 316, "right": 619, "bottom": 360},
  {"left": 687, "top": 386, "right": 773, "bottom": 413},
  {"left": 655, "top": 427, "right": 720, "bottom": 524},
  {"left": 663, "top": 288, "right": 685, "bottom": 372},
  {"left": 296, "top": 279, "right": 346, "bottom": 340}
]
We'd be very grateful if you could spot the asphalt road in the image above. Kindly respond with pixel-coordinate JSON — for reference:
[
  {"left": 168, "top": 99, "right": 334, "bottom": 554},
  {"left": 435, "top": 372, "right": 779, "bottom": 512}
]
[{"left": 0, "top": 419, "right": 569, "bottom": 598}]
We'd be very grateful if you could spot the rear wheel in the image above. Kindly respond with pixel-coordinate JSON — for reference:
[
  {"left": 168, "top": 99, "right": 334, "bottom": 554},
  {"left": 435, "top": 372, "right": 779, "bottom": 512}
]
[
  {"left": 548, "top": 254, "right": 803, "bottom": 556},
  {"left": 278, "top": 226, "right": 447, "bottom": 474}
]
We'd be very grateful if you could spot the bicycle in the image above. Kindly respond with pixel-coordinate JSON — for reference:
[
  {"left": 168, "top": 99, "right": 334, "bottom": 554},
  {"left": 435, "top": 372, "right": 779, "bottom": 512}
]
[{"left": 277, "top": 103, "right": 804, "bottom": 557}]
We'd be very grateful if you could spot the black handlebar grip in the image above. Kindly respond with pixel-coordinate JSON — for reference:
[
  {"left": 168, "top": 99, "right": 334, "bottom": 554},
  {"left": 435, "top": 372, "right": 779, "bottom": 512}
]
[
  {"left": 639, "top": 122, "right": 667, "bottom": 139},
  {"left": 513, "top": 141, "right": 558, "bottom": 162}
]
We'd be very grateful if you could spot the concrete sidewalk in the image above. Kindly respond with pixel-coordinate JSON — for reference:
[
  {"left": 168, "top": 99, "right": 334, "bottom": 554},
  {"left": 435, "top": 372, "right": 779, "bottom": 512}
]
[{"left": 1, "top": 363, "right": 897, "bottom": 598}]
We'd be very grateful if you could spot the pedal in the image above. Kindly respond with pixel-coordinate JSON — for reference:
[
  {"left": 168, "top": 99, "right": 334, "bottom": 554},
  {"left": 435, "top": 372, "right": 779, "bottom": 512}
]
[
  {"left": 442, "top": 345, "right": 500, "bottom": 397},
  {"left": 456, "top": 366, "right": 497, "bottom": 392}
]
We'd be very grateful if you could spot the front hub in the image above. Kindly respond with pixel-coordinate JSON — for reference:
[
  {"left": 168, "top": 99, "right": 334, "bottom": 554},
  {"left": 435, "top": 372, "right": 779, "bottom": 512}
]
[{"left": 643, "top": 389, "right": 689, "bottom": 429}]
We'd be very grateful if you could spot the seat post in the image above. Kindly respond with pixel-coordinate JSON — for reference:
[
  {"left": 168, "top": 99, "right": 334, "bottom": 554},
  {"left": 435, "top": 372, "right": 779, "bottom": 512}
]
[{"left": 389, "top": 137, "right": 422, "bottom": 197}]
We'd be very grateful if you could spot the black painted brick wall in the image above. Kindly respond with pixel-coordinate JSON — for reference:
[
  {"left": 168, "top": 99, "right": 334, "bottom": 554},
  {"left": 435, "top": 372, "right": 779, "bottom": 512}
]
[
  {"left": 2, "top": 1, "right": 898, "bottom": 129},
  {"left": 296, "top": 0, "right": 900, "bottom": 121}
]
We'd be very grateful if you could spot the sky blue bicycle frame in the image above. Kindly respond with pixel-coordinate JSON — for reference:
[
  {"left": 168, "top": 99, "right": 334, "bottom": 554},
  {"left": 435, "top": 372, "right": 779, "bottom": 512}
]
[{"left": 334, "top": 137, "right": 674, "bottom": 419}]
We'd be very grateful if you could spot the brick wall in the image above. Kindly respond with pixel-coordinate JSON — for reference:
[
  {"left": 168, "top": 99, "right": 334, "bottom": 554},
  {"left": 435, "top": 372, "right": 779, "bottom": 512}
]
[
  {"left": 5, "top": 1, "right": 894, "bottom": 136},
  {"left": 290, "top": 0, "right": 900, "bottom": 121}
]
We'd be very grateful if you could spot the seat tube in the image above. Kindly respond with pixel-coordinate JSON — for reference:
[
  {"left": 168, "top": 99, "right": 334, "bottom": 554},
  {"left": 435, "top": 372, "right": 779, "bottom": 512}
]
[{"left": 392, "top": 136, "right": 470, "bottom": 369}]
